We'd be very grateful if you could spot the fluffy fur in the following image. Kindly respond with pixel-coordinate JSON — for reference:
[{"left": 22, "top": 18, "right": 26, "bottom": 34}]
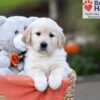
[{"left": 23, "top": 18, "right": 72, "bottom": 92}]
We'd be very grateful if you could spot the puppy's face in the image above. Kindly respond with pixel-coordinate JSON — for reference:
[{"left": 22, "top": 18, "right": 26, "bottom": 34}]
[{"left": 23, "top": 18, "right": 65, "bottom": 55}]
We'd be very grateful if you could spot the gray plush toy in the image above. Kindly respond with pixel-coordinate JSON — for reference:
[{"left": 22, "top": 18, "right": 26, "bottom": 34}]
[{"left": 0, "top": 16, "right": 38, "bottom": 75}]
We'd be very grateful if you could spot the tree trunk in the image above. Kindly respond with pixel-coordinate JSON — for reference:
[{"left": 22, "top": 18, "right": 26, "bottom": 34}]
[{"left": 49, "top": 0, "right": 58, "bottom": 19}]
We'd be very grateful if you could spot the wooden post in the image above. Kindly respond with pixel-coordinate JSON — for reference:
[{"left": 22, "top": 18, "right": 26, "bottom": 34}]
[{"left": 48, "top": 0, "right": 58, "bottom": 20}]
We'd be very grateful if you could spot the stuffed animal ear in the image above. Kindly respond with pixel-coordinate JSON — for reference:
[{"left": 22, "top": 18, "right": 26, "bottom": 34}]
[
  {"left": 58, "top": 31, "right": 66, "bottom": 49},
  {"left": 29, "top": 16, "right": 39, "bottom": 22},
  {"left": 22, "top": 25, "right": 32, "bottom": 45},
  {"left": 0, "top": 16, "right": 7, "bottom": 27}
]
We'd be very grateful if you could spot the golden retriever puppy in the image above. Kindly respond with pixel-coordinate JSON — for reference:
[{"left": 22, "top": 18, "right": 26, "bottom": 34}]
[{"left": 23, "top": 18, "right": 72, "bottom": 92}]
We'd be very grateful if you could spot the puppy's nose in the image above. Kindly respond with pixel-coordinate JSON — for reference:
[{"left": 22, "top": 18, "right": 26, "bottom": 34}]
[{"left": 40, "top": 42, "right": 47, "bottom": 50}]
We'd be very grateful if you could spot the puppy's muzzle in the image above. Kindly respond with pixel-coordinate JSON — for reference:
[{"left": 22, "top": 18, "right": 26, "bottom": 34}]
[{"left": 40, "top": 42, "right": 48, "bottom": 51}]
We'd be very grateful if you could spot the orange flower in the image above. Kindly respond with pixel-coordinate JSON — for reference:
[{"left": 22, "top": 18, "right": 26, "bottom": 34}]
[
  {"left": 10, "top": 53, "right": 20, "bottom": 68},
  {"left": 64, "top": 42, "right": 80, "bottom": 54}
]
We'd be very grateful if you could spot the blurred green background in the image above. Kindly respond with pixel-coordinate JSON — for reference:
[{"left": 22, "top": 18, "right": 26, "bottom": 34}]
[{"left": 0, "top": 0, "right": 100, "bottom": 76}]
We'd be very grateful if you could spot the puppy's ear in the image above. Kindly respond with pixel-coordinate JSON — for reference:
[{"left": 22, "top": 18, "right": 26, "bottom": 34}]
[
  {"left": 22, "top": 26, "right": 32, "bottom": 45},
  {"left": 58, "top": 31, "right": 66, "bottom": 49}
]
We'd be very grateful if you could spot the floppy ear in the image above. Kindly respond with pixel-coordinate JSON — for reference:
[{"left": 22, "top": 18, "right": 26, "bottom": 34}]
[
  {"left": 58, "top": 32, "right": 66, "bottom": 48},
  {"left": 22, "top": 26, "right": 32, "bottom": 45}
]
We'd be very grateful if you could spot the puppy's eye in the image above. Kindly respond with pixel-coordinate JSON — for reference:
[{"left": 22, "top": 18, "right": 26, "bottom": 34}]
[
  {"left": 36, "top": 32, "right": 41, "bottom": 36},
  {"left": 49, "top": 33, "right": 54, "bottom": 38},
  {"left": 15, "top": 30, "right": 19, "bottom": 35}
]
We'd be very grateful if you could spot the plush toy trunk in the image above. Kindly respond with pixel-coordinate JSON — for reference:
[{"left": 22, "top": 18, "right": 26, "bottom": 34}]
[{"left": 0, "top": 70, "right": 76, "bottom": 100}]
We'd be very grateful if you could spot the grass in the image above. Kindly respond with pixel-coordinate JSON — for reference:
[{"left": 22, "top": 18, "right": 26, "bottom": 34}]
[
  {"left": 68, "top": 45, "right": 100, "bottom": 76},
  {"left": 0, "top": 0, "right": 47, "bottom": 11}
]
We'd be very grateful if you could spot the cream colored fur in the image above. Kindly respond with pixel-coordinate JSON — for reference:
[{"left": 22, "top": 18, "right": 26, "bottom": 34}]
[{"left": 23, "top": 18, "right": 72, "bottom": 92}]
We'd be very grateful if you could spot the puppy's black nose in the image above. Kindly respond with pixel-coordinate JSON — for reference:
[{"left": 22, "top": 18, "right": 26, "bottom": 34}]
[{"left": 40, "top": 42, "right": 47, "bottom": 50}]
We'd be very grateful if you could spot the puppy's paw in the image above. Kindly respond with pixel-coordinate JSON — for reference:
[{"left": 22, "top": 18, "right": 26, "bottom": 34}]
[
  {"left": 48, "top": 76, "right": 62, "bottom": 90},
  {"left": 34, "top": 77, "right": 48, "bottom": 92}
]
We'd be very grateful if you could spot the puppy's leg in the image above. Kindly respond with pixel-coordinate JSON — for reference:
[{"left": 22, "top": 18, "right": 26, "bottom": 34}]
[
  {"left": 26, "top": 68, "right": 48, "bottom": 92},
  {"left": 48, "top": 67, "right": 68, "bottom": 90}
]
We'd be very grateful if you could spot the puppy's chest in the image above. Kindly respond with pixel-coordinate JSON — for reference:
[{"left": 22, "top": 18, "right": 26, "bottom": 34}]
[
  {"left": 31, "top": 56, "right": 59, "bottom": 70},
  {"left": 35, "top": 57, "right": 56, "bottom": 66}
]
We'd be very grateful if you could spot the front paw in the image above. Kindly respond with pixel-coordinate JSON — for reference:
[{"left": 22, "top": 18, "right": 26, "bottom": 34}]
[
  {"left": 34, "top": 77, "right": 48, "bottom": 92},
  {"left": 48, "top": 75, "right": 62, "bottom": 90}
]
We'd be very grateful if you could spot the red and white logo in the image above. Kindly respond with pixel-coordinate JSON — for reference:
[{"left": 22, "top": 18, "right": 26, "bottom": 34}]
[
  {"left": 83, "top": 0, "right": 100, "bottom": 19},
  {"left": 83, "top": 0, "right": 93, "bottom": 11}
]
